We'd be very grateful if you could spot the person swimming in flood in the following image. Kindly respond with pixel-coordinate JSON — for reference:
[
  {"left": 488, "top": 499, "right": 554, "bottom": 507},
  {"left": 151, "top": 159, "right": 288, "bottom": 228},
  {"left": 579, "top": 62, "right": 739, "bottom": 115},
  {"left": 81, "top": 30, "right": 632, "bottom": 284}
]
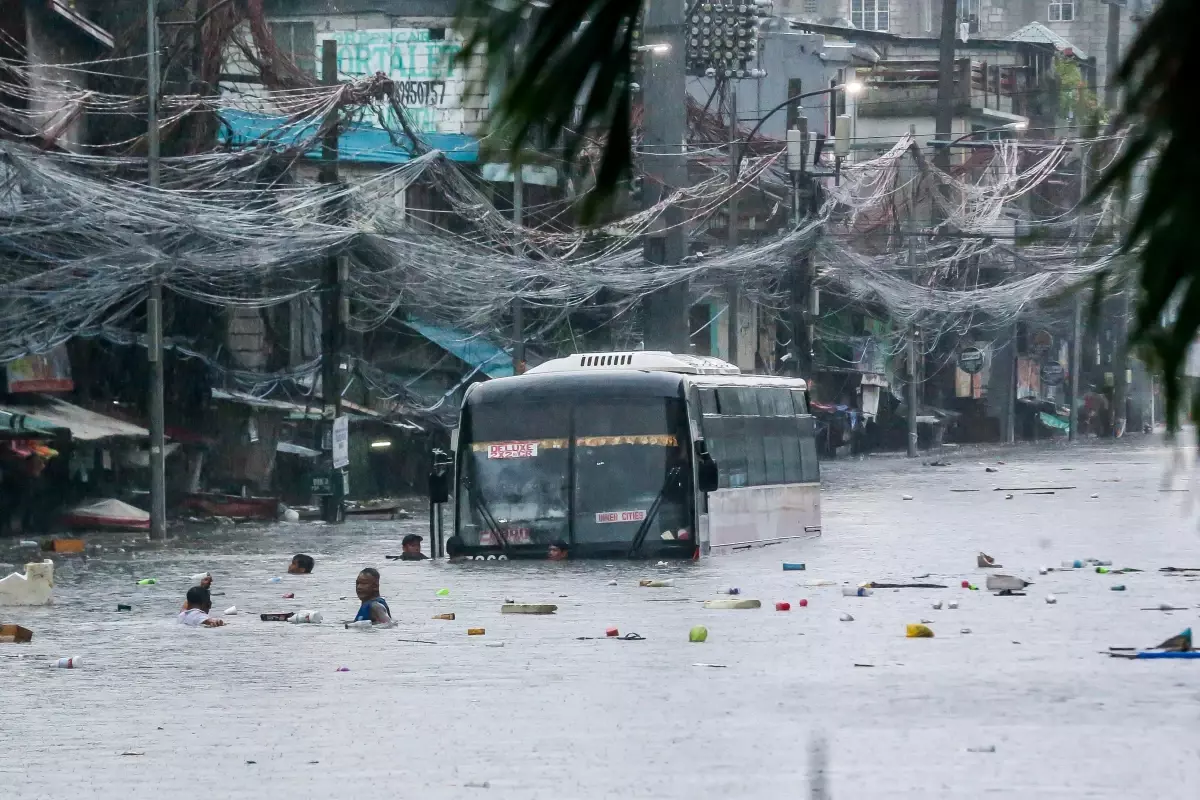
[
  {"left": 288, "top": 554, "right": 315, "bottom": 574},
  {"left": 353, "top": 568, "right": 392, "bottom": 624},
  {"left": 178, "top": 587, "right": 225, "bottom": 628},
  {"left": 548, "top": 540, "right": 569, "bottom": 561}
]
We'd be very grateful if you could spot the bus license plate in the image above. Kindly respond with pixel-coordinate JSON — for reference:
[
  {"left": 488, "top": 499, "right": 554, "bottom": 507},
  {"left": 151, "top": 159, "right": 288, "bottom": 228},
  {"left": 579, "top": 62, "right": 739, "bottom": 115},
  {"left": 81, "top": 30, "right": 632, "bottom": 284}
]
[
  {"left": 480, "top": 528, "right": 532, "bottom": 545},
  {"left": 487, "top": 441, "right": 539, "bottom": 459}
]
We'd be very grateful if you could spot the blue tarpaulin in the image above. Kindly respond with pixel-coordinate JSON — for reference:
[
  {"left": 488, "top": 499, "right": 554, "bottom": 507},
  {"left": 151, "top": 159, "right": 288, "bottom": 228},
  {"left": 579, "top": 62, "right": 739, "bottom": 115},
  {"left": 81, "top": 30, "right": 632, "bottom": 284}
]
[
  {"left": 405, "top": 318, "right": 513, "bottom": 379},
  {"left": 219, "top": 110, "right": 479, "bottom": 164}
]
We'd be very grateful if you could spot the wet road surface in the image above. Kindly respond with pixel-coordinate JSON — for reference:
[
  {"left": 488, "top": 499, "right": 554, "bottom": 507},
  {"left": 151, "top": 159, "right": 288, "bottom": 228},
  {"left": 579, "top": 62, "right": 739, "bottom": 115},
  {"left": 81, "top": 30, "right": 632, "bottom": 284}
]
[{"left": 3, "top": 438, "right": 1200, "bottom": 798}]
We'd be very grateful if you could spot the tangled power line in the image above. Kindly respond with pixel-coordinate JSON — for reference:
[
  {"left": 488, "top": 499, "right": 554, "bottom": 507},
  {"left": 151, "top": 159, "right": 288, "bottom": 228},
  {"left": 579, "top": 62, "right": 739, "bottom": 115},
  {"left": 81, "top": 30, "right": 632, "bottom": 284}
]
[{"left": 0, "top": 43, "right": 1133, "bottom": 400}]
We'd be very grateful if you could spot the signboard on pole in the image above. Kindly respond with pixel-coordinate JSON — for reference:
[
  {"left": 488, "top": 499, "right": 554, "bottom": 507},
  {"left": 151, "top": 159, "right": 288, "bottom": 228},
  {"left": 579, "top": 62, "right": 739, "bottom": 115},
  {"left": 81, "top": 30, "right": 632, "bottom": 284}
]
[
  {"left": 5, "top": 345, "right": 73, "bottom": 393},
  {"left": 957, "top": 347, "right": 985, "bottom": 375},
  {"left": 332, "top": 415, "right": 350, "bottom": 469}
]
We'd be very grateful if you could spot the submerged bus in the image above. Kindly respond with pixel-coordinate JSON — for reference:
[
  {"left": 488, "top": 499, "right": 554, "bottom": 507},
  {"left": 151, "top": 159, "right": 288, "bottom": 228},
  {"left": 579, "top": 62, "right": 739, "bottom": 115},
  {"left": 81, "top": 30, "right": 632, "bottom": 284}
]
[{"left": 428, "top": 352, "right": 821, "bottom": 559}]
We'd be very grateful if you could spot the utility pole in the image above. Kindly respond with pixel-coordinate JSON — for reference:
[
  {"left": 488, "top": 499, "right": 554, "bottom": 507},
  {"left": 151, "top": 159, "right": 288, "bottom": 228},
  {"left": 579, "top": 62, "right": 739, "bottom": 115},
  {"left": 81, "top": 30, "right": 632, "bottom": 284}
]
[
  {"left": 641, "top": 0, "right": 689, "bottom": 353},
  {"left": 146, "top": 0, "right": 167, "bottom": 540},
  {"left": 1068, "top": 142, "right": 1088, "bottom": 442},
  {"left": 320, "top": 39, "right": 345, "bottom": 524},
  {"left": 1104, "top": 1, "right": 1122, "bottom": 112},
  {"left": 907, "top": 231, "right": 919, "bottom": 459},
  {"left": 933, "top": 0, "right": 958, "bottom": 174},
  {"left": 511, "top": 165, "right": 525, "bottom": 373},
  {"left": 726, "top": 81, "right": 739, "bottom": 367},
  {"left": 905, "top": 124, "right": 922, "bottom": 458},
  {"left": 793, "top": 116, "right": 813, "bottom": 378},
  {"left": 1104, "top": 1, "right": 1130, "bottom": 436}
]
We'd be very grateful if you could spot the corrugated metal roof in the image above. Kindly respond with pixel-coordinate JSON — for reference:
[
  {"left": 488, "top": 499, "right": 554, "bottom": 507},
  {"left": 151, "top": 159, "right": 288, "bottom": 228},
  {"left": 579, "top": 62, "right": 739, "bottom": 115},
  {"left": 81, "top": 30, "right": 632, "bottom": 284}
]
[
  {"left": 0, "top": 397, "right": 148, "bottom": 440},
  {"left": 1004, "top": 22, "right": 1087, "bottom": 58},
  {"left": 405, "top": 318, "right": 514, "bottom": 379}
]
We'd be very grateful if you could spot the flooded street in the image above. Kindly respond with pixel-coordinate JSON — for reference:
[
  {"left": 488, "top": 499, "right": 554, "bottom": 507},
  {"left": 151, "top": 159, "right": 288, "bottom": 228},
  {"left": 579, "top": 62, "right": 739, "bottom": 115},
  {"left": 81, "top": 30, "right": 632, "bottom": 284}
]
[{"left": 3, "top": 438, "right": 1200, "bottom": 798}]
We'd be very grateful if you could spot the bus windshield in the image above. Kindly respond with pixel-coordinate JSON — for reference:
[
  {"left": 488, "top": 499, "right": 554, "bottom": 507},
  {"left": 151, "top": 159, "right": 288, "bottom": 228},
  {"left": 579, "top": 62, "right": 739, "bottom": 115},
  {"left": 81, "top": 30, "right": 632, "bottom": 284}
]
[{"left": 456, "top": 396, "right": 692, "bottom": 554}]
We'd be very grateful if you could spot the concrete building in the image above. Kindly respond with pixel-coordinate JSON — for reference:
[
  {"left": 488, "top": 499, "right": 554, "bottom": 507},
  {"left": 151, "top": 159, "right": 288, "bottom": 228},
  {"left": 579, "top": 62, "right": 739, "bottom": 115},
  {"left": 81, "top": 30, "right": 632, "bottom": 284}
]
[
  {"left": 786, "top": 0, "right": 1158, "bottom": 107},
  {"left": 0, "top": 0, "right": 113, "bottom": 151}
]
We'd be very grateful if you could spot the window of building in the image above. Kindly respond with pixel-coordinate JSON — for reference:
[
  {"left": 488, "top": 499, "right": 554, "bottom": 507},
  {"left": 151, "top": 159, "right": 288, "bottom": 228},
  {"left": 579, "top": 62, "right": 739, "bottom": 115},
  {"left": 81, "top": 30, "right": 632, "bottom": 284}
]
[
  {"left": 958, "top": 0, "right": 980, "bottom": 33},
  {"left": 850, "top": 0, "right": 889, "bottom": 32},
  {"left": 269, "top": 21, "right": 316, "bottom": 77},
  {"left": 1048, "top": 1, "right": 1075, "bottom": 22}
]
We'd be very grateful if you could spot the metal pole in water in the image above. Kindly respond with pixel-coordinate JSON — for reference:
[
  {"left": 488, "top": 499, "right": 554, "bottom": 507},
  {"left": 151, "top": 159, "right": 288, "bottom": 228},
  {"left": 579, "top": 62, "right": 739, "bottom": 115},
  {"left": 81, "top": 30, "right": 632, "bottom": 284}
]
[{"left": 147, "top": 0, "right": 166, "bottom": 540}]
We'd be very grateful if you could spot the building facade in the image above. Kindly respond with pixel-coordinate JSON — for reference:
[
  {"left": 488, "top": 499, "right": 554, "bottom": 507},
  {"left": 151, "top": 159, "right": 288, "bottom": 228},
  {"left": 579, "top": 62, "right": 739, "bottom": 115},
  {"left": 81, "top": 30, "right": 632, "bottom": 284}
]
[{"left": 786, "top": 0, "right": 1157, "bottom": 99}]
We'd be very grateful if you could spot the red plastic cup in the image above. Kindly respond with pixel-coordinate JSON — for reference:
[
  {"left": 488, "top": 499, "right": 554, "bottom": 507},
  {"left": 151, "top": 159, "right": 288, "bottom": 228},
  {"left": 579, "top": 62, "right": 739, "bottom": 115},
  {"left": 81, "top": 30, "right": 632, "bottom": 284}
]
[
  {"left": 605, "top": 626, "right": 619, "bottom": 637},
  {"left": 798, "top": 599, "right": 808, "bottom": 607},
  {"left": 775, "top": 602, "right": 791, "bottom": 611}
]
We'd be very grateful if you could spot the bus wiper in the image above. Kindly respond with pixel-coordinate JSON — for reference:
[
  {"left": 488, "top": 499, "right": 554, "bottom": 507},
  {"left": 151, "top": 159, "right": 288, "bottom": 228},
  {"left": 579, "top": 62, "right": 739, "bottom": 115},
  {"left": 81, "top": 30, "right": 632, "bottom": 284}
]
[
  {"left": 469, "top": 487, "right": 509, "bottom": 552},
  {"left": 628, "top": 466, "right": 680, "bottom": 559}
]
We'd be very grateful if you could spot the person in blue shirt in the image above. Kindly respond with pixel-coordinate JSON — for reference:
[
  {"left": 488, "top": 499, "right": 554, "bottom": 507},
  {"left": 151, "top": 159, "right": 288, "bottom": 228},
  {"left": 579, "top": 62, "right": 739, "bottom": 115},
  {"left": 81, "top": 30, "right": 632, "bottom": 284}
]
[{"left": 354, "top": 568, "right": 392, "bottom": 624}]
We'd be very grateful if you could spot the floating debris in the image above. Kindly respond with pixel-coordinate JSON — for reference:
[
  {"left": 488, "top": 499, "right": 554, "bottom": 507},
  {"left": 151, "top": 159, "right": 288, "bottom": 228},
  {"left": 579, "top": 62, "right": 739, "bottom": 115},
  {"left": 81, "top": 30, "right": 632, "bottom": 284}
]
[
  {"left": 986, "top": 574, "right": 1032, "bottom": 592},
  {"left": 702, "top": 598, "right": 760, "bottom": 609}
]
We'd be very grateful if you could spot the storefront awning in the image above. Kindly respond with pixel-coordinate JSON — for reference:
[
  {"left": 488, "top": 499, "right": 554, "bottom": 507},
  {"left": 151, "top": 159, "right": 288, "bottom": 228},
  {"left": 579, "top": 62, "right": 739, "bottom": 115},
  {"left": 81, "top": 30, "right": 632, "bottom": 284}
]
[
  {"left": 219, "top": 110, "right": 479, "bottom": 165},
  {"left": 405, "top": 318, "right": 514, "bottom": 379},
  {"left": 0, "top": 396, "right": 148, "bottom": 441}
]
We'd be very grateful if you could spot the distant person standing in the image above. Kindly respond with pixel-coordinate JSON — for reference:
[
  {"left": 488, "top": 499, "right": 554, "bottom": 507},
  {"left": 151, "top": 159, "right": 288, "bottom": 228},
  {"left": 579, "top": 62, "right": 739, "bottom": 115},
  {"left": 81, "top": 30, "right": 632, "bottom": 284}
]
[
  {"left": 353, "top": 568, "right": 392, "bottom": 624},
  {"left": 399, "top": 534, "right": 428, "bottom": 561}
]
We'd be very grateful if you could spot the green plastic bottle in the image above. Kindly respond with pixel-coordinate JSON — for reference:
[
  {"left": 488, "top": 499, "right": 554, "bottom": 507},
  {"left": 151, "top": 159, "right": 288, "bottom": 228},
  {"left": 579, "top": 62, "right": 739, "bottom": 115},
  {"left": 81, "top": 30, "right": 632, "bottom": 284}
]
[{"left": 137, "top": 578, "right": 157, "bottom": 586}]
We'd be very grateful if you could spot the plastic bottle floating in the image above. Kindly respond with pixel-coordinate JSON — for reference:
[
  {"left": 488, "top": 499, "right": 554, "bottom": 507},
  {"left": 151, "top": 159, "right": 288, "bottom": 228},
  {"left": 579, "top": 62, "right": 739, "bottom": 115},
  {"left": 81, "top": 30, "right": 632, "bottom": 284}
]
[
  {"left": 54, "top": 656, "right": 82, "bottom": 668},
  {"left": 436, "top": 588, "right": 450, "bottom": 597},
  {"left": 782, "top": 563, "right": 806, "bottom": 571},
  {"left": 136, "top": 578, "right": 157, "bottom": 586}
]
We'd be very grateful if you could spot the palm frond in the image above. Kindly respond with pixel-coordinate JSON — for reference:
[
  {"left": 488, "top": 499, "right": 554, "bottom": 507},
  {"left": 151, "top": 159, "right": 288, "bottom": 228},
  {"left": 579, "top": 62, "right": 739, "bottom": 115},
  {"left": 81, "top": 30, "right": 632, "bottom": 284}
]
[
  {"left": 456, "top": 0, "right": 641, "bottom": 221},
  {"left": 1095, "top": 0, "right": 1200, "bottom": 434}
]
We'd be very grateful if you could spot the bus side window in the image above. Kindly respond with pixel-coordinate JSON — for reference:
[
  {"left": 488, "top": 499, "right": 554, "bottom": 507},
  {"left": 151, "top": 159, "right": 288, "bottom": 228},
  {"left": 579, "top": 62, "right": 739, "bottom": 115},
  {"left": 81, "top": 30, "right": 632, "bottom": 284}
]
[
  {"left": 761, "top": 417, "right": 787, "bottom": 485},
  {"left": 719, "top": 417, "right": 749, "bottom": 488},
  {"left": 736, "top": 387, "right": 761, "bottom": 416},
  {"left": 790, "top": 389, "right": 809, "bottom": 416},
  {"left": 798, "top": 416, "right": 820, "bottom": 482},
  {"left": 742, "top": 417, "right": 768, "bottom": 486},
  {"left": 780, "top": 425, "right": 803, "bottom": 482},
  {"left": 762, "top": 387, "right": 792, "bottom": 417},
  {"left": 702, "top": 416, "right": 731, "bottom": 490},
  {"left": 717, "top": 388, "right": 740, "bottom": 415},
  {"left": 699, "top": 388, "right": 718, "bottom": 416}
]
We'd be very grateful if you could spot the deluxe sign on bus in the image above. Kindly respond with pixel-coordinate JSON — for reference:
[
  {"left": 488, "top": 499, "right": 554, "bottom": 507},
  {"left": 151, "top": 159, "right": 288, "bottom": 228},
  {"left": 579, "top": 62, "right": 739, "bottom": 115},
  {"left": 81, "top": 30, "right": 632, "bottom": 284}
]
[
  {"left": 487, "top": 441, "right": 539, "bottom": 459},
  {"left": 596, "top": 510, "right": 647, "bottom": 524}
]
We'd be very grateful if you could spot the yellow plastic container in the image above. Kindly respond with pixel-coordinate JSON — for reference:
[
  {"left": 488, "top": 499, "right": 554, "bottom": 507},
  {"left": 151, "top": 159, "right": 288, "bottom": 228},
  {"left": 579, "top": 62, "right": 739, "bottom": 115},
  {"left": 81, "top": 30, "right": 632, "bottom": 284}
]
[{"left": 906, "top": 624, "right": 935, "bottom": 638}]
